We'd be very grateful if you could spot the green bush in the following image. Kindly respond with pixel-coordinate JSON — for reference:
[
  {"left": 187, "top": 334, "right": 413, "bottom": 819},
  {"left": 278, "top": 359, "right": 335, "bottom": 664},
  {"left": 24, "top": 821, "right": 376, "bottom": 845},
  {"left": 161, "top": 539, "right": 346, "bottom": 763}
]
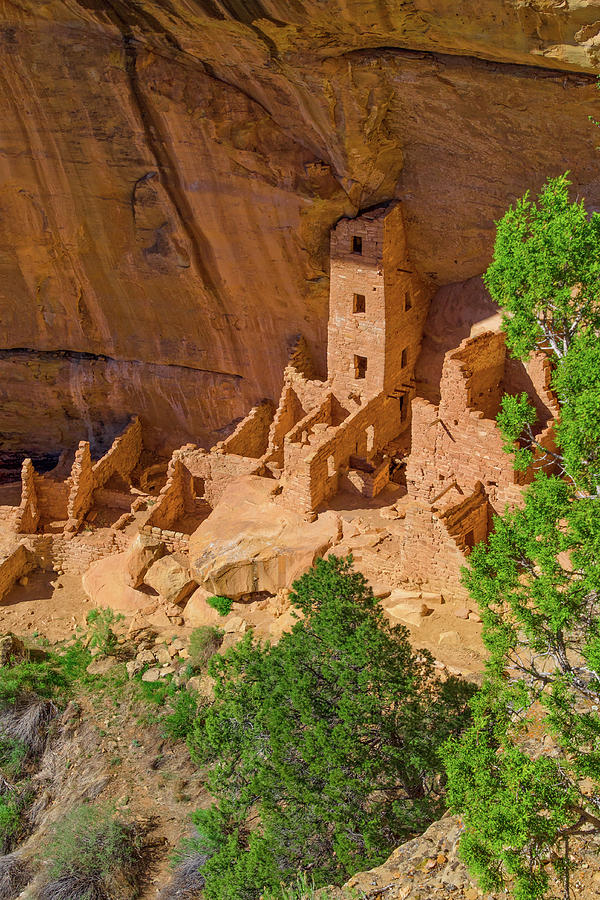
[
  {"left": 163, "top": 691, "right": 207, "bottom": 743},
  {"left": 206, "top": 596, "right": 233, "bottom": 617},
  {"left": 0, "top": 797, "right": 21, "bottom": 856},
  {"left": 86, "top": 608, "right": 123, "bottom": 657},
  {"left": 0, "top": 740, "right": 26, "bottom": 781},
  {"left": 38, "top": 804, "right": 145, "bottom": 900},
  {"left": 187, "top": 555, "right": 475, "bottom": 900},
  {"left": 189, "top": 626, "right": 223, "bottom": 668}
]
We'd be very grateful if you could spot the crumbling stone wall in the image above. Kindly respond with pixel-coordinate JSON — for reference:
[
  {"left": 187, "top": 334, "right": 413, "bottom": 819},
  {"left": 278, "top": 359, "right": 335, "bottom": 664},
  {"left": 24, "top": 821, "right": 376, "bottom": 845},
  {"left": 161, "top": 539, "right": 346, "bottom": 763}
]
[
  {"left": 407, "top": 332, "right": 531, "bottom": 515},
  {"left": 281, "top": 393, "right": 400, "bottom": 516},
  {"left": 397, "top": 485, "right": 489, "bottom": 599},
  {"left": 214, "top": 400, "right": 275, "bottom": 458},
  {"left": 14, "top": 459, "right": 40, "bottom": 534},
  {"left": 91, "top": 416, "right": 142, "bottom": 489},
  {"left": 66, "top": 441, "right": 94, "bottom": 531},
  {"left": 145, "top": 457, "right": 191, "bottom": 531},
  {"left": 10, "top": 418, "right": 144, "bottom": 535}
]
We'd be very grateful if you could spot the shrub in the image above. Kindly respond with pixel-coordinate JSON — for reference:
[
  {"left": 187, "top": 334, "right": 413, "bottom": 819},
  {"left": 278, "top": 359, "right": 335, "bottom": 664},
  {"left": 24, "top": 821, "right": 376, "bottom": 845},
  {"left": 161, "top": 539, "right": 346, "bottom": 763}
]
[
  {"left": 187, "top": 556, "right": 475, "bottom": 899},
  {"left": 37, "top": 804, "right": 145, "bottom": 900},
  {"left": 188, "top": 627, "right": 223, "bottom": 669},
  {"left": 86, "top": 608, "right": 123, "bottom": 657},
  {"left": 0, "top": 740, "right": 26, "bottom": 781},
  {"left": 0, "top": 852, "right": 31, "bottom": 900},
  {"left": 0, "top": 697, "right": 57, "bottom": 761},
  {"left": 163, "top": 691, "right": 207, "bottom": 743},
  {"left": 0, "top": 798, "right": 20, "bottom": 856},
  {"left": 206, "top": 596, "right": 232, "bottom": 617}
]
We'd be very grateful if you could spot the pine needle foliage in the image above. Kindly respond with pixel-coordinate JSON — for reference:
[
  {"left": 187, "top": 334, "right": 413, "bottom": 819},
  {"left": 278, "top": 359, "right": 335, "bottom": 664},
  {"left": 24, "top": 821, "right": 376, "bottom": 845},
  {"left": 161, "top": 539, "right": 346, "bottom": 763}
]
[
  {"left": 186, "top": 556, "right": 474, "bottom": 900},
  {"left": 445, "top": 175, "right": 600, "bottom": 900}
]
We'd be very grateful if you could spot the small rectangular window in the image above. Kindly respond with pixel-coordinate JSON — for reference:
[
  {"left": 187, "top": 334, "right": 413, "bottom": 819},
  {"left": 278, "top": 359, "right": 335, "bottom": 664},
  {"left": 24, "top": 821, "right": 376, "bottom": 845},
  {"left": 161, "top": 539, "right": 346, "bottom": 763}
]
[
  {"left": 353, "top": 293, "right": 366, "bottom": 313},
  {"left": 401, "top": 348, "right": 408, "bottom": 368},
  {"left": 352, "top": 235, "right": 362, "bottom": 254},
  {"left": 354, "top": 355, "right": 367, "bottom": 379},
  {"left": 404, "top": 291, "right": 412, "bottom": 311}
]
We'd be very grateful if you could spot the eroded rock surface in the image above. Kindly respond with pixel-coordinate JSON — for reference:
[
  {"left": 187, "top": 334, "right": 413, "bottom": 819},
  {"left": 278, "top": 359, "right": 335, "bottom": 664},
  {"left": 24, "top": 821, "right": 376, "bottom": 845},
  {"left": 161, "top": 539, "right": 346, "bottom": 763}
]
[{"left": 1, "top": 1, "right": 600, "bottom": 462}]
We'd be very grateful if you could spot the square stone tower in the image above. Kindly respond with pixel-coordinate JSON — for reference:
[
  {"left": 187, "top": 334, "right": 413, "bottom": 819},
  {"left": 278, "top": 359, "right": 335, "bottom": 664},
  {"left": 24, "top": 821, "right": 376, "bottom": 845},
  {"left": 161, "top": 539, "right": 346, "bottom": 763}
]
[{"left": 327, "top": 202, "right": 426, "bottom": 405}]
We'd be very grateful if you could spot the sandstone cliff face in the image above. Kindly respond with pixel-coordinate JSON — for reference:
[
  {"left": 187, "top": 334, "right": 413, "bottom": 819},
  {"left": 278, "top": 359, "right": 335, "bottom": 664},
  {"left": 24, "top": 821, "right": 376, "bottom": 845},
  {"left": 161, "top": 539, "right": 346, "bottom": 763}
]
[{"left": 1, "top": 0, "right": 600, "bottom": 464}]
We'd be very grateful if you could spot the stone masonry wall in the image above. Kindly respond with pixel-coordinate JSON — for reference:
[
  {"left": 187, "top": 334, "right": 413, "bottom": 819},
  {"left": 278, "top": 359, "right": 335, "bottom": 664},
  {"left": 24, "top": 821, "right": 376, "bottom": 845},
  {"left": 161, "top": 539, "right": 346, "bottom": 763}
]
[
  {"left": 407, "top": 332, "right": 529, "bottom": 515},
  {"left": 145, "top": 457, "right": 189, "bottom": 531},
  {"left": 397, "top": 485, "right": 489, "bottom": 600},
  {"left": 175, "top": 447, "right": 262, "bottom": 509},
  {"left": 327, "top": 202, "right": 430, "bottom": 422},
  {"left": 15, "top": 459, "right": 40, "bottom": 534},
  {"left": 215, "top": 400, "right": 275, "bottom": 458},
  {"left": 91, "top": 417, "right": 142, "bottom": 489},
  {"left": 281, "top": 392, "right": 400, "bottom": 515},
  {"left": 66, "top": 441, "right": 94, "bottom": 530}
]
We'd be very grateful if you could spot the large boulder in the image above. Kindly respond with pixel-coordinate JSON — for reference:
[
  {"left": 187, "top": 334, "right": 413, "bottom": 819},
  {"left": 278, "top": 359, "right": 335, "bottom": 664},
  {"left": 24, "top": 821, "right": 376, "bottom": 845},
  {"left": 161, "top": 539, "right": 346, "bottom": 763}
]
[
  {"left": 124, "top": 534, "right": 165, "bottom": 588},
  {"left": 83, "top": 552, "right": 150, "bottom": 614},
  {"left": 189, "top": 476, "right": 341, "bottom": 600},
  {"left": 182, "top": 588, "right": 223, "bottom": 628},
  {"left": 144, "top": 555, "right": 197, "bottom": 606}
]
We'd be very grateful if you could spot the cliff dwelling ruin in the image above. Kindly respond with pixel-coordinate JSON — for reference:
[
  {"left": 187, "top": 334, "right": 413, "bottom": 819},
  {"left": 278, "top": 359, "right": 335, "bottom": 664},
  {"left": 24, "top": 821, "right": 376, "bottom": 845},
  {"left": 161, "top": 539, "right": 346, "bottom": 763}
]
[{"left": 0, "top": 202, "right": 557, "bottom": 633}]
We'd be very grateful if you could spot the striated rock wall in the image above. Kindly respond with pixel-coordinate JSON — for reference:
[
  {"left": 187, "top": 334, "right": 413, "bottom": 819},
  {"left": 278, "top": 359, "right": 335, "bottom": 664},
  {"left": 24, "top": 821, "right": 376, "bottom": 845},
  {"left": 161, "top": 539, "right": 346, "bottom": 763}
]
[{"left": 1, "top": 0, "right": 600, "bottom": 460}]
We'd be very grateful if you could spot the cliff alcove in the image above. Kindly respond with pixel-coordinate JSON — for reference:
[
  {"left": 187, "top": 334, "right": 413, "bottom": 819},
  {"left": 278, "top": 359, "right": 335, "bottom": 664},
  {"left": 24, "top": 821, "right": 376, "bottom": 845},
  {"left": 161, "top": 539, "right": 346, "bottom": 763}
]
[{"left": 1, "top": 0, "right": 600, "bottom": 464}]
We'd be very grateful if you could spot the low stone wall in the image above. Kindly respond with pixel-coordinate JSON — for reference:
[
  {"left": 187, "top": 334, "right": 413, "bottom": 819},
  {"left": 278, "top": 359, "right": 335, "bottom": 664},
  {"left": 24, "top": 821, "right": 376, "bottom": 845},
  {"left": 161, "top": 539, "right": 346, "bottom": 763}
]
[
  {"left": 176, "top": 447, "right": 262, "bottom": 509},
  {"left": 25, "top": 531, "right": 128, "bottom": 576},
  {"left": 140, "top": 523, "right": 190, "bottom": 553}
]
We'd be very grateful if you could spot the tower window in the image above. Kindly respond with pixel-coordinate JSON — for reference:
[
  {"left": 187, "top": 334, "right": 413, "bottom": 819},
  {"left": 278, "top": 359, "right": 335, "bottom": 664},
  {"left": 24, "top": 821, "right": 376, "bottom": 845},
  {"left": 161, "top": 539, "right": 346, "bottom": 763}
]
[
  {"left": 404, "top": 291, "right": 412, "bottom": 311},
  {"left": 353, "top": 293, "right": 366, "bottom": 313},
  {"left": 354, "top": 355, "right": 367, "bottom": 379},
  {"left": 401, "top": 348, "right": 408, "bottom": 368},
  {"left": 352, "top": 235, "right": 362, "bottom": 254}
]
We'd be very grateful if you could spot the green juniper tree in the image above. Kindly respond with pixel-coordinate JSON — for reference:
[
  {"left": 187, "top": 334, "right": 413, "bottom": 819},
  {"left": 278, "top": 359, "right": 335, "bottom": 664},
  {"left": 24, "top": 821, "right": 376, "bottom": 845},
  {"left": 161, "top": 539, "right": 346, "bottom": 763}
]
[
  {"left": 186, "top": 556, "right": 474, "bottom": 900},
  {"left": 445, "top": 176, "right": 600, "bottom": 900}
]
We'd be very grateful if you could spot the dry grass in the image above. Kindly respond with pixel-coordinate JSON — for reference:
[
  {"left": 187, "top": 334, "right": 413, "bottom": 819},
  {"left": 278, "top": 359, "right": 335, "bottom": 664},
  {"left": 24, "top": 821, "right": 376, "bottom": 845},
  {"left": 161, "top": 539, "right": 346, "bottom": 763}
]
[
  {"left": 0, "top": 852, "right": 31, "bottom": 900},
  {"left": 158, "top": 851, "right": 210, "bottom": 899},
  {"left": 0, "top": 697, "right": 57, "bottom": 760}
]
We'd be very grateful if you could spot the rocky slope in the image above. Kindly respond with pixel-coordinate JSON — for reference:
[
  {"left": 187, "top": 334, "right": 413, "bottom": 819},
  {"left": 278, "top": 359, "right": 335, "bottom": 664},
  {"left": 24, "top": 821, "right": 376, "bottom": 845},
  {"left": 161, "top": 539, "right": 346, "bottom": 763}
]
[{"left": 1, "top": 0, "right": 600, "bottom": 464}]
